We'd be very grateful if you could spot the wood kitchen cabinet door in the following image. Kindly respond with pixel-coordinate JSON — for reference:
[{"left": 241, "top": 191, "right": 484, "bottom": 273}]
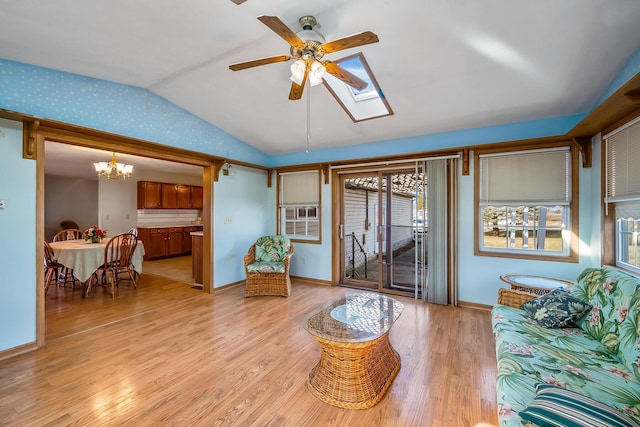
[
  {"left": 145, "top": 229, "right": 168, "bottom": 260},
  {"left": 161, "top": 184, "right": 178, "bottom": 208},
  {"left": 167, "top": 228, "right": 183, "bottom": 256},
  {"left": 191, "top": 186, "right": 203, "bottom": 209},
  {"left": 137, "top": 181, "right": 162, "bottom": 209},
  {"left": 177, "top": 185, "right": 192, "bottom": 208}
]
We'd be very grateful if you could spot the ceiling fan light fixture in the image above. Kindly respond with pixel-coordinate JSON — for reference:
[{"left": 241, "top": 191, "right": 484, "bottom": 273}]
[
  {"left": 290, "top": 59, "right": 306, "bottom": 85},
  {"left": 309, "top": 60, "right": 326, "bottom": 87}
]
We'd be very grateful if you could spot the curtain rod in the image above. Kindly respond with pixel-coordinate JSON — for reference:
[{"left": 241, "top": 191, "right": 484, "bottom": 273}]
[{"left": 330, "top": 154, "right": 460, "bottom": 171}]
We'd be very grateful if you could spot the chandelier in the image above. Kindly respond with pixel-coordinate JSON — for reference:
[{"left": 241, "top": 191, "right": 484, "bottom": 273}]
[{"left": 93, "top": 152, "right": 133, "bottom": 179}]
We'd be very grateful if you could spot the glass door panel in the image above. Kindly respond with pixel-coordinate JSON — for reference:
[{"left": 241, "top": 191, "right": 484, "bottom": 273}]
[{"left": 340, "top": 166, "right": 426, "bottom": 298}]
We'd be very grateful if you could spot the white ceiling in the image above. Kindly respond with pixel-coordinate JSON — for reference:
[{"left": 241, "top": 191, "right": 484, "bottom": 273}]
[
  {"left": 45, "top": 142, "right": 202, "bottom": 180},
  {"left": 2, "top": 0, "right": 640, "bottom": 168}
]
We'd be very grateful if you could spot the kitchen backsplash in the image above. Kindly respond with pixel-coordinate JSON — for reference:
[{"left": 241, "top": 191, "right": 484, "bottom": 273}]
[{"left": 137, "top": 209, "right": 201, "bottom": 227}]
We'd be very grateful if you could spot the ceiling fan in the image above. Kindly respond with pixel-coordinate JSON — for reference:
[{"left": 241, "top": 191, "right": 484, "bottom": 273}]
[{"left": 229, "top": 15, "right": 379, "bottom": 100}]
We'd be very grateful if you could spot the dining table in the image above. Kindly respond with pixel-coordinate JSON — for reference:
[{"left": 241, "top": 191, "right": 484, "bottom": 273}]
[{"left": 49, "top": 239, "right": 145, "bottom": 297}]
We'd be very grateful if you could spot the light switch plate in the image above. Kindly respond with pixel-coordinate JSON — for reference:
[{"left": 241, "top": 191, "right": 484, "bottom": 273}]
[{"left": 0, "top": 199, "right": 5, "bottom": 209}]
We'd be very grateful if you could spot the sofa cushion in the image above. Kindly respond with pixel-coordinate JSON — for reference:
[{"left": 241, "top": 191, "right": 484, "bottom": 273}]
[
  {"left": 492, "top": 304, "right": 640, "bottom": 426},
  {"left": 255, "top": 235, "right": 291, "bottom": 263},
  {"left": 617, "top": 289, "right": 640, "bottom": 379},
  {"left": 522, "top": 289, "right": 592, "bottom": 328},
  {"left": 520, "top": 383, "right": 640, "bottom": 427},
  {"left": 570, "top": 268, "right": 640, "bottom": 352},
  {"left": 246, "top": 261, "right": 285, "bottom": 274}
]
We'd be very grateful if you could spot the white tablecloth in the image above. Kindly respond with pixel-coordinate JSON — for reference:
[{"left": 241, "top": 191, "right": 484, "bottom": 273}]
[{"left": 50, "top": 239, "right": 145, "bottom": 282}]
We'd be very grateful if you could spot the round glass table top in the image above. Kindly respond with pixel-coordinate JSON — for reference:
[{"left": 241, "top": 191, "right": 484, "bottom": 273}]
[{"left": 500, "top": 274, "right": 573, "bottom": 289}]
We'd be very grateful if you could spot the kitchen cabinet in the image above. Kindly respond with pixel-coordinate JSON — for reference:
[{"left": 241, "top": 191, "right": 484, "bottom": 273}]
[
  {"left": 190, "top": 186, "right": 203, "bottom": 209},
  {"left": 161, "top": 184, "right": 179, "bottom": 209},
  {"left": 137, "top": 181, "right": 162, "bottom": 208},
  {"left": 138, "top": 226, "right": 203, "bottom": 260},
  {"left": 137, "top": 181, "right": 203, "bottom": 209}
]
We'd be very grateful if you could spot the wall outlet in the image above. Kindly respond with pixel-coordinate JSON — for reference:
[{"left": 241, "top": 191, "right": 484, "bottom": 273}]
[
  {"left": 301, "top": 257, "right": 306, "bottom": 265},
  {"left": 229, "top": 252, "right": 236, "bottom": 259}
]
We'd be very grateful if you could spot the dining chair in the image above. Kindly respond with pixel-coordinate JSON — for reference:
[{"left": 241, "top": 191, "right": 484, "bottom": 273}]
[
  {"left": 53, "top": 228, "right": 84, "bottom": 242},
  {"left": 52, "top": 228, "right": 84, "bottom": 287},
  {"left": 60, "top": 220, "right": 80, "bottom": 230},
  {"left": 44, "top": 241, "right": 64, "bottom": 295},
  {"left": 90, "top": 232, "right": 138, "bottom": 298}
]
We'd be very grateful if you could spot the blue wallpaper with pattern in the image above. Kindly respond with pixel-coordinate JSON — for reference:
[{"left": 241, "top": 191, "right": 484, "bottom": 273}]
[{"left": 0, "top": 59, "right": 268, "bottom": 165}]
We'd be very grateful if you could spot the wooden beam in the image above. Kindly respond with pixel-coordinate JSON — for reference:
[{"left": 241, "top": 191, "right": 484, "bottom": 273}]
[
  {"left": 573, "top": 136, "right": 592, "bottom": 168},
  {"left": 23, "top": 119, "right": 39, "bottom": 159},
  {"left": 462, "top": 149, "right": 470, "bottom": 175},
  {"left": 625, "top": 88, "right": 640, "bottom": 103}
]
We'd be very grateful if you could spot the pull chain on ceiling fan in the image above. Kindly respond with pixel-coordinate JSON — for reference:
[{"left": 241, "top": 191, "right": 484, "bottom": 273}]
[{"left": 229, "top": 15, "right": 379, "bottom": 100}]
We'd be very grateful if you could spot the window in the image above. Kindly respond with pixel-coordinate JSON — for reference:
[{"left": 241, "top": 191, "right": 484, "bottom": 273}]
[
  {"left": 322, "top": 53, "right": 393, "bottom": 123},
  {"left": 279, "top": 170, "right": 320, "bottom": 241},
  {"left": 605, "top": 116, "right": 640, "bottom": 274},
  {"left": 476, "top": 147, "right": 575, "bottom": 259}
]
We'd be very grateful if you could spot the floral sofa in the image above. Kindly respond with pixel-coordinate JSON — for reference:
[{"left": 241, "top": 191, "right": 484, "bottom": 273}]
[
  {"left": 243, "top": 235, "right": 294, "bottom": 297},
  {"left": 492, "top": 267, "right": 640, "bottom": 426}
]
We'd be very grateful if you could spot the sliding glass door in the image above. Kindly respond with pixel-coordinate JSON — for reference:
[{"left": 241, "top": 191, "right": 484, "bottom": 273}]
[{"left": 339, "top": 164, "right": 427, "bottom": 298}]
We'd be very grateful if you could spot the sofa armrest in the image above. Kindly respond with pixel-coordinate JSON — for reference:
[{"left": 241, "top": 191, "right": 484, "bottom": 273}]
[{"left": 498, "top": 288, "right": 538, "bottom": 308}]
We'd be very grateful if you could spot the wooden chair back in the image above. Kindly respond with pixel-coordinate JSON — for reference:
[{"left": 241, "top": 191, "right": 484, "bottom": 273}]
[
  {"left": 53, "top": 229, "right": 84, "bottom": 242},
  {"left": 103, "top": 232, "right": 138, "bottom": 270}
]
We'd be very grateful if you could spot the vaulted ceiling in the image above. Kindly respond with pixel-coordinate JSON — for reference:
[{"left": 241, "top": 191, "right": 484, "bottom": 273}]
[{"left": 1, "top": 0, "right": 640, "bottom": 158}]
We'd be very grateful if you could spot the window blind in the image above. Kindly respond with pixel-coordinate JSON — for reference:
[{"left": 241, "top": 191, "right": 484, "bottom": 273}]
[
  {"left": 280, "top": 171, "right": 319, "bottom": 206},
  {"left": 479, "top": 147, "right": 571, "bottom": 205},
  {"left": 605, "top": 116, "right": 640, "bottom": 203}
]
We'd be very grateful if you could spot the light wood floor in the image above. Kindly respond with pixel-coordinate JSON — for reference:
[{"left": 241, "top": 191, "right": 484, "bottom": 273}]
[{"left": 1, "top": 274, "right": 498, "bottom": 426}]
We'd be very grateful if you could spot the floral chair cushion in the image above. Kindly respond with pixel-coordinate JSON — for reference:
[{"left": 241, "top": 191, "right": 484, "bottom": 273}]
[
  {"left": 245, "top": 261, "right": 286, "bottom": 274},
  {"left": 570, "top": 268, "right": 640, "bottom": 353},
  {"left": 255, "top": 235, "right": 291, "bottom": 263},
  {"left": 522, "top": 288, "right": 592, "bottom": 328}
]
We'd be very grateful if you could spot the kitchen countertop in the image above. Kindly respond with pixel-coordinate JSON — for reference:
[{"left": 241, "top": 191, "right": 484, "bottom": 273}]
[{"left": 137, "top": 224, "right": 203, "bottom": 229}]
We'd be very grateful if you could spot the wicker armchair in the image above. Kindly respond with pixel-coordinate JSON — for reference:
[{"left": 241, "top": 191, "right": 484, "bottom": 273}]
[
  {"left": 244, "top": 235, "right": 294, "bottom": 297},
  {"left": 497, "top": 288, "right": 538, "bottom": 308}
]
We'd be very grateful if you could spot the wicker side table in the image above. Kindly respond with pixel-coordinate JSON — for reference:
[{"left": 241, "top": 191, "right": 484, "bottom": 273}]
[
  {"left": 499, "top": 274, "right": 573, "bottom": 296},
  {"left": 304, "top": 293, "right": 404, "bottom": 409}
]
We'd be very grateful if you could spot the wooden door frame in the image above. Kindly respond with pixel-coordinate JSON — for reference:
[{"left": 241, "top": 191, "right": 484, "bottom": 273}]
[{"left": 27, "top": 120, "right": 221, "bottom": 348}]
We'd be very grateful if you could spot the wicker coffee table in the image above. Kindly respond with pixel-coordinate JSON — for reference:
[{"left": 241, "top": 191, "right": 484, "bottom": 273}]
[{"left": 304, "top": 292, "right": 404, "bottom": 409}]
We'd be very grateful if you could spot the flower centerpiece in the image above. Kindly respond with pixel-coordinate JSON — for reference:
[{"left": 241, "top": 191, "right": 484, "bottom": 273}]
[{"left": 83, "top": 225, "right": 107, "bottom": 243}]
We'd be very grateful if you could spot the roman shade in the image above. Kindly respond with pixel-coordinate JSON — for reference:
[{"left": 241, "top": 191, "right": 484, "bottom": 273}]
[
  {"left": 605, "top": 116, "right": 640, "bottom": 204},
  {"left": 280, "top": 171, "right": 319, "bottom": 206},
  {"left": 479, "top": 147, "right": 571, "bottom": 205}
]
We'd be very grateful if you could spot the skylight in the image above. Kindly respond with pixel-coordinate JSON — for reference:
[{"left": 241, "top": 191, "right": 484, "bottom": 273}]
[{"left": 323, "top": 53, "right": 393, "bottom": 122}]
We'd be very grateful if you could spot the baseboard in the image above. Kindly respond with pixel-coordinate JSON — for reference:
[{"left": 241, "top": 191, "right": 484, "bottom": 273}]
[
  {"left": 290, "top": 276, "right": 332, "bottom": 287},
  {"left": 0, "top": 341, "right": 38, "bottom": 361},
  {"left": 457, "top": 300, "right": 493, "bottom": 311}
]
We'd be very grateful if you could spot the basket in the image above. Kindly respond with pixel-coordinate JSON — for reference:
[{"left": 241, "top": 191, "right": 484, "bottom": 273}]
[{"left": 497, "top": 288, "right": 538, "bottom": 308}]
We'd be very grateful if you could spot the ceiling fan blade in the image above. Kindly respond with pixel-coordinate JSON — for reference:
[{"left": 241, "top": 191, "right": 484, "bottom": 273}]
[
  {"left": 258, "top": 15, "right": 304, "bottom": 49},
  {"left": 229, "top": 55, "right": 291, "bottom": 71},
  {"left": 289, "top": 65, "right": 309, "bottom": 100},
  {"left": 321, "top": 31, "right": 379, "bottom": 54},
  {"left": 323, "top": 61, "right": 368, "bottom": 91}
]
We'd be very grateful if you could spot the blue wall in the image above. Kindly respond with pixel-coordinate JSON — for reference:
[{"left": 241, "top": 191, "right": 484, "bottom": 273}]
[{"left": 0, "top": 118, "right": 37, "bottom": 350}]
